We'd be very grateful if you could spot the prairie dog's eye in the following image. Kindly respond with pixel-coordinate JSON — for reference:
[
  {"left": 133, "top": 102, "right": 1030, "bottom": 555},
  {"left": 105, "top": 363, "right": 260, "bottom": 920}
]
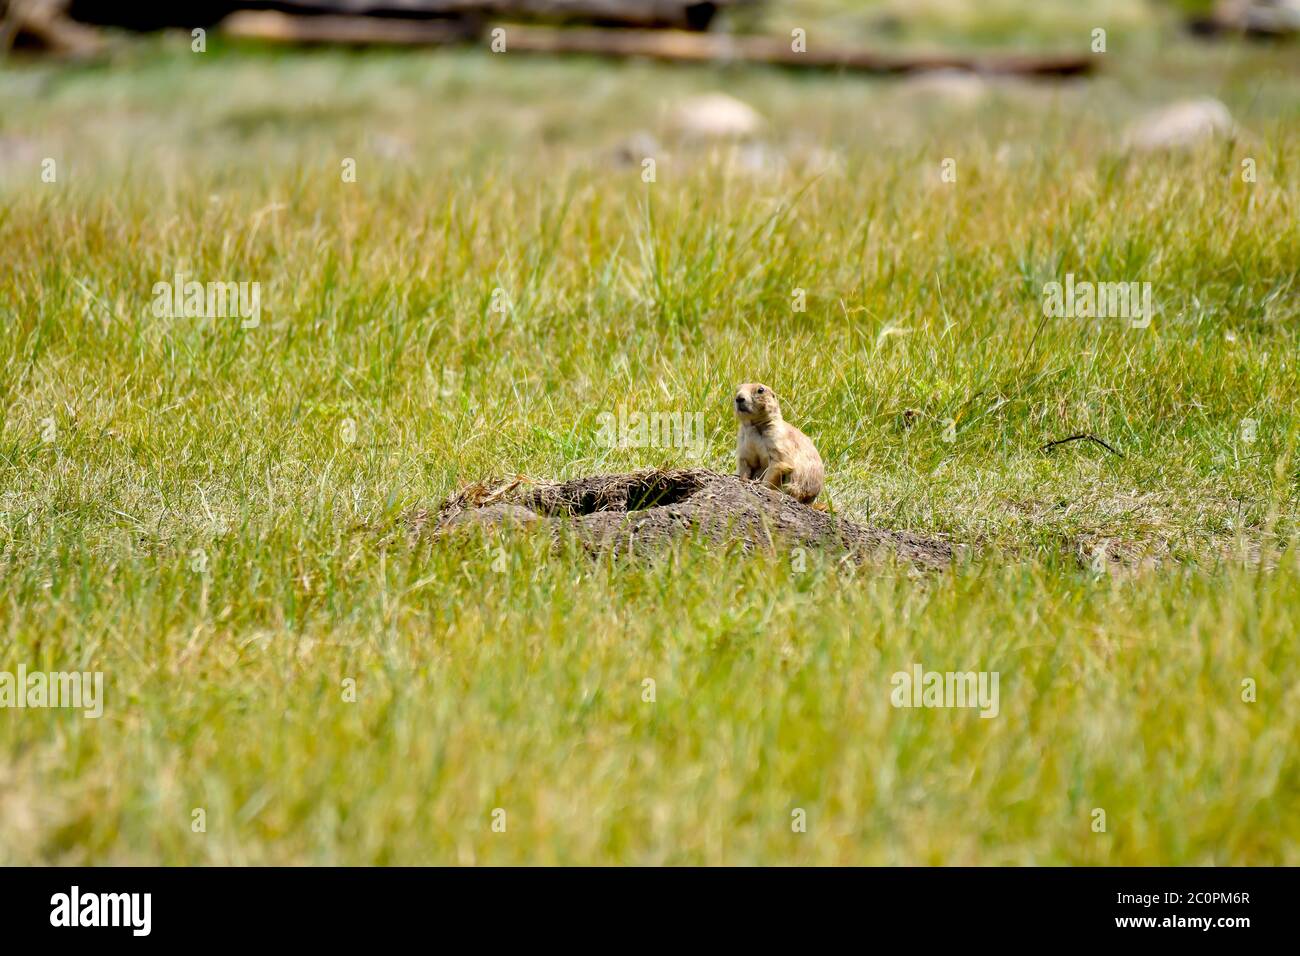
[{"left": 756, "top": 387, "right": 765, "bottom": 395}]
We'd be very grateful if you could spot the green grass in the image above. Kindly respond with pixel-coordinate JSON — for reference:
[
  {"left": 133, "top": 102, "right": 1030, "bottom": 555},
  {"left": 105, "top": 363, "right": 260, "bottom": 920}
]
[{"left": 0, "top": 5, "right": 1297, "bottom": 863}]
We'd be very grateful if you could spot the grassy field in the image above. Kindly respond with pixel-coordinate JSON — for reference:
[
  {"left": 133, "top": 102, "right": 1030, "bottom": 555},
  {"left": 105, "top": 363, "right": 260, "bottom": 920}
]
[{"left": 1, "top": 2, "right": 1298, "bottom": 864}]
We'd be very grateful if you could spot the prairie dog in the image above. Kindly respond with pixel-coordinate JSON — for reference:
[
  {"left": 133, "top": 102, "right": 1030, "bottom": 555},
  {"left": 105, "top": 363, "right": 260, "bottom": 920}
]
[{"left": 733, "top": 382, "right": 824, "bottom": 505}]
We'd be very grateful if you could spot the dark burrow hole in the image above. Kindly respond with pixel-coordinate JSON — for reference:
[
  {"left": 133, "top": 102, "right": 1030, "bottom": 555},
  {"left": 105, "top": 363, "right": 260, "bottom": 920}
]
[
  {"left": 623, "top": 474, "right": 705, "bottom": 512},
  {"left": 546, "top": 474, "right": 707, "bottom": 516}
]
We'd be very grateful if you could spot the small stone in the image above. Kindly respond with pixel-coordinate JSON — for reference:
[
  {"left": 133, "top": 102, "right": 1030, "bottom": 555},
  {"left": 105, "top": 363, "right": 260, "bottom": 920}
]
[
  {"left": 901, "top": 70, "right": 988, "bottom": 106},
  {"left": 1126, "top": 98, "right": 1234, "bottom": 152},
  {"left": 668, "top": 93, "right": 764, "bottom": 141}
]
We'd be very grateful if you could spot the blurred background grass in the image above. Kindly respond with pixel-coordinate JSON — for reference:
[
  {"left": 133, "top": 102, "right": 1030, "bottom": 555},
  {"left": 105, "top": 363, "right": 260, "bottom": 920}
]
[{"left": 0, "top": 0, "right": 1297, "bottom": 863}]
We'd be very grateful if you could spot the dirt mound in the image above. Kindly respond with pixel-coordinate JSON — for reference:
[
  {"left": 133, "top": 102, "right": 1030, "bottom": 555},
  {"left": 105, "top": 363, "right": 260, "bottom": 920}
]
[{"left": 422, "top": 469, "right": 953, "bottom": 570}]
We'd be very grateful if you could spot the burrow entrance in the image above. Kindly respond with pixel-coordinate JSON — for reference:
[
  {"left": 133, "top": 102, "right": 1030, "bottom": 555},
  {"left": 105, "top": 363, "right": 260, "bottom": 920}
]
[{"left": 421, "top": 469, "right": 953, "bottom": 570}]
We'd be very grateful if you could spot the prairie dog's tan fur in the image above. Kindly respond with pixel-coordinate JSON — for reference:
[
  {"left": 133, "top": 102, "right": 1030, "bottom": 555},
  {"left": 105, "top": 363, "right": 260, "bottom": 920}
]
[{"left": 733, "top": 382, "right": 824, "bottom": 505}]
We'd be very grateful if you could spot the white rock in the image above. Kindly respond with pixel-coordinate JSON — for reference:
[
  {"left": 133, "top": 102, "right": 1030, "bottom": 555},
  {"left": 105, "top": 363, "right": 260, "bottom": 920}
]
[
  {"left": 1227, "top": 0, "right": 1300, "bottom": 33},
  {"left": 668, "top": 93, "right": 764, "bottom": 141},
  {"left": 1127, "top": 98, "right": 1234, "bottom": 151},
  {"left": 902, "top": 69, "right": 988, "bottom": 106}
]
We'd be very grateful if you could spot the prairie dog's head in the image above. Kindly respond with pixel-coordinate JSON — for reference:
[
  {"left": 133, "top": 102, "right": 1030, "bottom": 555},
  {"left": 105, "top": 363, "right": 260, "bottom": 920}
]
[{"left": 734, "top": 382, "right": 781, "bottom": 425}]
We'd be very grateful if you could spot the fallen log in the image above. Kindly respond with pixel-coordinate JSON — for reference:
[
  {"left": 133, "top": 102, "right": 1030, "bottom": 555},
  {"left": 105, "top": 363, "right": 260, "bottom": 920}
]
[
  {"left": 3, "top": 0, "right": 107, "bottom": 58},
  {"left": 266, "top": 0, "right": 751, "bottom": 32},
  {"left": 68, "top": 0, "right": 754, "bottom": 33},
  {"left": 499, "top": 24, "right": 1096, "bottom": 76},
  {"left": 221, "top": 14, "right": 1096, "bottom": 77},
  {"left": 221, "top": 9, "right": 479, "bottom": 44}
]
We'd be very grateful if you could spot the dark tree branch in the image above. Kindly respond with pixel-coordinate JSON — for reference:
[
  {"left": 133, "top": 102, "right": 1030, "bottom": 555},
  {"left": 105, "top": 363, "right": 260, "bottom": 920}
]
[{"left": 1039, "top": 433, "right": 1123, "bottom": 457}]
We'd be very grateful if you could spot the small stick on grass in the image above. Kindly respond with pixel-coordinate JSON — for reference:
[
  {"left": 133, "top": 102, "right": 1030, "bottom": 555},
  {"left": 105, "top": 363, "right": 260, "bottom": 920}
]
[{"left": 1039, "top": 433, "right": 1124, "bottom": 457}]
